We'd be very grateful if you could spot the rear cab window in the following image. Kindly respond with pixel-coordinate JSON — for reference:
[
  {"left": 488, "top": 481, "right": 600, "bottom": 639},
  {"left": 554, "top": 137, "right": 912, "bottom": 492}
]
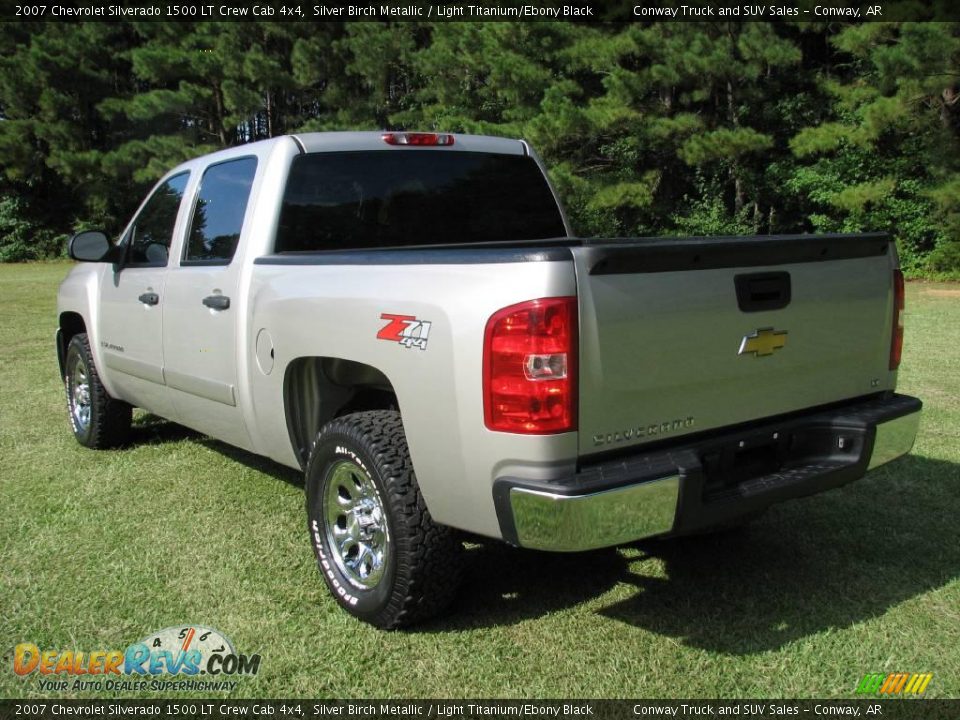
[
  {"left": 183, "top": 156, "right": 258, "bottom": 265},
  {"left": 275, "top": 151, "right": 566, "bottom": 253}
]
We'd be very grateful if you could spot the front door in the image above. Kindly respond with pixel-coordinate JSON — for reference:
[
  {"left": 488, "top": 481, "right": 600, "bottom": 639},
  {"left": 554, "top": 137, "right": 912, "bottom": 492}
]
[
  {"left": 97, "top": 172, "right": 191, "bottom": 419},
  {"left": 162, "top": 156, "right": 259, "bottom": 450}
]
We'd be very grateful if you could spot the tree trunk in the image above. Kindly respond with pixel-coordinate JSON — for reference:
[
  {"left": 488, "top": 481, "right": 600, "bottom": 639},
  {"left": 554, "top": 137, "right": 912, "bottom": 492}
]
[
  {"left": 727, "top": 79, "right": 746, "bottom": 214},
  {"left": 213, "top": 82, "right": 227, "bottom": 146},
  {"left": 266, "top": 90, "right": 274, "bottom": 138},
  {"left": 941, "top": 86, "right": 959, "bottom": 134}
]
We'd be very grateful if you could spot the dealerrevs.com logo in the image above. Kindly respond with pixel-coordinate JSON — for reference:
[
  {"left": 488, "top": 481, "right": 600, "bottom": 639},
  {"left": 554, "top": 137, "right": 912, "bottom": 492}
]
[{"left": 12, "top": 626, "right": 261, "bottom": 693}]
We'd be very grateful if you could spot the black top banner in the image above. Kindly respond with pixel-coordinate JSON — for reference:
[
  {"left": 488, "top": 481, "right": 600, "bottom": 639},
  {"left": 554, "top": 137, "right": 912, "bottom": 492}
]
[{"left": 2, "top": 0, "right": 959, "bottom": 23}]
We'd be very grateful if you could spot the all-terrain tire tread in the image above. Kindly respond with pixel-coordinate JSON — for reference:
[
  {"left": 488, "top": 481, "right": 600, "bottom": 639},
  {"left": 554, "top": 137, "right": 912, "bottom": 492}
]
[
  {"left": 307, "top": 410, "right": 461, "bottom": 629},
  {"left": 67, "top": 333, "right": 132, "bottom": 449}
]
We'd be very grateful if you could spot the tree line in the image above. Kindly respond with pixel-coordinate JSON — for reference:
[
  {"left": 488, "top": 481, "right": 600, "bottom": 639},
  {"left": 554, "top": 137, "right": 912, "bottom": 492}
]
[{"left": 1, "top": 21, "right": 958, "bottom": 276}]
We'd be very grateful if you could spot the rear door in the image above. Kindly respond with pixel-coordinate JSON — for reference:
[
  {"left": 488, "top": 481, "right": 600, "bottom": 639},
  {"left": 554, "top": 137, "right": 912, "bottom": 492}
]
[
  {"left": 161, "top": 156, "right": 258, "bottom": 450},
  {"left": 97, "top": 173, "right": 191, "bottom": 419},
  {"left": 573, "top": 235, "right": 895, "bottom": 457}
]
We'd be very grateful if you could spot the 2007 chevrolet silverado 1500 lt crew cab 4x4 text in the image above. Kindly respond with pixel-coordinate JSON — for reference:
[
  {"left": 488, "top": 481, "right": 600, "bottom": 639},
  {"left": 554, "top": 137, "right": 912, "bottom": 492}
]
[{"left": 57, "top": 131, "right": 922, "bottom": 628}]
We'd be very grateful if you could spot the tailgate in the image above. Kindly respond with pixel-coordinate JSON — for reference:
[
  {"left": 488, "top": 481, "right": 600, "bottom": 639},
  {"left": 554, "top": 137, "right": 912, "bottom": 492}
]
[{"left": 573, "top": 234, "right": 896, "bottom": 457}]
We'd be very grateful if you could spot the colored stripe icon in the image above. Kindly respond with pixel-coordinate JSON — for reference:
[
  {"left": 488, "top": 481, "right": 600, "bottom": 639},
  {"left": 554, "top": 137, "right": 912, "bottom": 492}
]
[{"left": 856, "top": 672, "right": 933, "bottom": 695}]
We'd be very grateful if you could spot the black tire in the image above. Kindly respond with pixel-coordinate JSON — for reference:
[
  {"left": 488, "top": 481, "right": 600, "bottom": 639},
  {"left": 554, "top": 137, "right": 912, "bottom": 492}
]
[
  {"left": 305, "top": 410, "right": 462, "bottom": 629},
  {"left": 63, "top": 333, "right": 131, "bottom": 449}
]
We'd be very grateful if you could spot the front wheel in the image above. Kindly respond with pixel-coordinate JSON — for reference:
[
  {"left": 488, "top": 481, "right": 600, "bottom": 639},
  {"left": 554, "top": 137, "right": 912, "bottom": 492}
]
[
  {"left": 64, "top": 333, "right": 131, "bottom": 449},
  {"left": 305, "top": 410, "right": 462, "bottom": 629}
]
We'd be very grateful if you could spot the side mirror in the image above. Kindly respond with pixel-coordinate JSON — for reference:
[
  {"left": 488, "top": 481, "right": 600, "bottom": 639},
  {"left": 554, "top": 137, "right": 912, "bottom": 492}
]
[{"left": 68, "top": 231, "right": 120, "bottom": 263}]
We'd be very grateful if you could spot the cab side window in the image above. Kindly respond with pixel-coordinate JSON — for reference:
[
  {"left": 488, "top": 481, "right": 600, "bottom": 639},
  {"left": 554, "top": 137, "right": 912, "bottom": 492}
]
[
  {"left": 126, "top": 173, "right": 190, "bottom": 266},
  {"left": 184, "top": 157, "right": 258, "bottom": 265}
]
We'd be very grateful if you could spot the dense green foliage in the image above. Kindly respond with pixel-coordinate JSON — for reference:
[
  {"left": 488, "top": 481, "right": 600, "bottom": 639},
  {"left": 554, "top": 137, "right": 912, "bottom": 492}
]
[{"left": 1, "top": 21, "right": 958, "bottom": 275}]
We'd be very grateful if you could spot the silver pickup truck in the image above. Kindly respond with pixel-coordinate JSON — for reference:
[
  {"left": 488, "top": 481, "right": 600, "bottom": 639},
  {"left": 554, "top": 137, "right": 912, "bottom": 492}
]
[{"left": 58, "top": 131, "right": 922, "bottom": 628}]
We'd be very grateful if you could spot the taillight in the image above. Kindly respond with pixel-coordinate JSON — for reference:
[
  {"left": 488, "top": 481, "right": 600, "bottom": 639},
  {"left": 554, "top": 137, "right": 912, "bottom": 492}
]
[
  {"left": 382, "top": 132, "right": 454, "bottom": 146},
  {"left": 890, "top": 268, "right": 905, "bottom": 370},
  {"left": 483, "top": 297, "right": 577, "bottom": 434}
]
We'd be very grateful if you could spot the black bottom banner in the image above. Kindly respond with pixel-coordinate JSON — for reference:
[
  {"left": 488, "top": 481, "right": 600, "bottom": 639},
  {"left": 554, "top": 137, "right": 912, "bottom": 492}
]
[{"left": 1, "top": 700, "right": 957, "bottom": 720}]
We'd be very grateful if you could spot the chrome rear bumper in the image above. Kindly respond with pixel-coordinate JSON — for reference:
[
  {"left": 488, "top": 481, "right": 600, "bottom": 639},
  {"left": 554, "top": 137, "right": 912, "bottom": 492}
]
[
  {"left": 496, "top": 394, "right": 921, "bottom": 552},
  {"left": 867, "top": 410, "right": 921, "bottom": 470},
  {"left": 509, "top": 476, "right": 680, "bottom": 552}
]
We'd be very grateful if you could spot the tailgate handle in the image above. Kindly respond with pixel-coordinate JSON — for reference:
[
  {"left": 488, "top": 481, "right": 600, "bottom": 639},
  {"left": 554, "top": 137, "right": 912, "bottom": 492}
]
[{"left": 735, "top": 272, "right": 791, "bottom": 312}]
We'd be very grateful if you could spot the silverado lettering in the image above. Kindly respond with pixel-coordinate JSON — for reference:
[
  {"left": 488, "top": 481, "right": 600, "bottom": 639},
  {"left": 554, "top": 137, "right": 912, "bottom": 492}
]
[{"left": 593, "top": 417, "right": 695, "bottom": 446}]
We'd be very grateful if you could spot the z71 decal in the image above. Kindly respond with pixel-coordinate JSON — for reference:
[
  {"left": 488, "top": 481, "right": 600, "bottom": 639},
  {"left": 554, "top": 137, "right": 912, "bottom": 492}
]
[{"left": 377, "top": 313, "right": 432, "bottom": 351}]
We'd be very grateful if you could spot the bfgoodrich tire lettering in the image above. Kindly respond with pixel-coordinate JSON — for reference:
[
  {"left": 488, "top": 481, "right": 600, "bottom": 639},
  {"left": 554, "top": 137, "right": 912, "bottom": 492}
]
[
  {"left": 64, "top": 333, "right": 131, "bottom": 449},
  {"left": 305, "top": 410, "right": 462, "bottom": 629}
]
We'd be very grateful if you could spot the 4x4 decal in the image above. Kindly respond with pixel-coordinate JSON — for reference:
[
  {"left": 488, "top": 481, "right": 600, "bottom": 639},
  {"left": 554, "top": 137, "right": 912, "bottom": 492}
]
[{"left": 377, "top": 313, "right": 432, "bottom": 351}]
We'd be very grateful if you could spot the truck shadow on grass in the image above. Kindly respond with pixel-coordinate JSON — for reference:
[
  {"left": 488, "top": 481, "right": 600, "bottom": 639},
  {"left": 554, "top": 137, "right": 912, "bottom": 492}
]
[
  {"left": 127, "top": 413, "right": 958, "bottom": 650},
  {"left": 129, "top": 411, "right": 196, "bottom": 443},
  {"left": 129, "top": 413, "right": 303, "bottom": 487},
  {"left": 131, "top": 413, "right": 629, "bottom": 624},
  {"left": 600, "top": 454, "right": 960, "bottom": 654},
  {"left": 436, "top": 543, "right": 631, "bottom": 630},
  {"left": 433, "top": 456, "right": 959, "bottom": 652}
]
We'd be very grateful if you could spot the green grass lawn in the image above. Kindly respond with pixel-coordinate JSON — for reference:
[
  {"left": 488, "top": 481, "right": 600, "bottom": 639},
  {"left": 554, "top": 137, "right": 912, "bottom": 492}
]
[{"left": 1, "top": 262, "right": 958, "bottom": 699}]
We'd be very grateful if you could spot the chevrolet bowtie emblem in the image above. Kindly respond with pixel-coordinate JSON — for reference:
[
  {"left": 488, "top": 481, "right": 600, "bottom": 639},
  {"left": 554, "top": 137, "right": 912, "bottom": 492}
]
[{"left": 739, "top": 327, "right": 788, "bottom": 357}]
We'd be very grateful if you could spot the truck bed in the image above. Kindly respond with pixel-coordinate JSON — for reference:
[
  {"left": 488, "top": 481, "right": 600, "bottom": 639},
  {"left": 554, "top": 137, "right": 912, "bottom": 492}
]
[{"left": 257, "top": 232, "right": 896, "bottom": 460}]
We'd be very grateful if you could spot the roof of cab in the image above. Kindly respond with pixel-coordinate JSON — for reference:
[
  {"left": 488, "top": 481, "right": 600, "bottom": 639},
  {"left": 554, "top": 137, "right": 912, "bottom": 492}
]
[
  {"left": 292, "top": 131, "right": 527, "bottom": 155},
  {"left": 158, "top": 131, "right": 529, "bottom": 184}
]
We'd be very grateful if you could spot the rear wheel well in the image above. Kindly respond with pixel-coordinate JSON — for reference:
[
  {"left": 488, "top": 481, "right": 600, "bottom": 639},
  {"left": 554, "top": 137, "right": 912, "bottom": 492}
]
[{"left": 284, "top": 357, "right": 399, "bottom": 468}]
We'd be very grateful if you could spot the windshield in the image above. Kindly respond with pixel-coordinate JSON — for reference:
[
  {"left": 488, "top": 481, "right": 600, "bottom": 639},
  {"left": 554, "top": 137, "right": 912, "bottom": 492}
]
[{"left": 275, "top": 150, "right": 566, "bottom": 252}]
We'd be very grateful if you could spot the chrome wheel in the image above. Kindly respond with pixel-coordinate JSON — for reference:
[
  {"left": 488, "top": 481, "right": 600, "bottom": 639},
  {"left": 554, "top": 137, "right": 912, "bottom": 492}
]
[
  {"left": 67, "top": 349, "right": 92, "bottom": 433},
  {"left": 323, "top": 460, "right": 390, "bottom": 589}
]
